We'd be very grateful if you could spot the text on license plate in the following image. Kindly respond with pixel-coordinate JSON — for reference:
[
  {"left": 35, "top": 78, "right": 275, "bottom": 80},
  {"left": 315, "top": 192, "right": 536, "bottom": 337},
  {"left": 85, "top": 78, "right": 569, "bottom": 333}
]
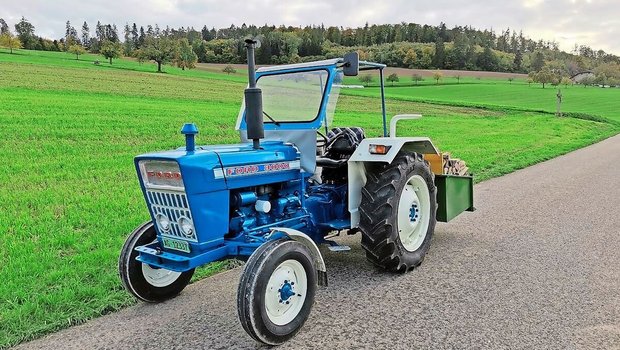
[{"left": 162, "top": 237, "right": 190, "bottom": 253}]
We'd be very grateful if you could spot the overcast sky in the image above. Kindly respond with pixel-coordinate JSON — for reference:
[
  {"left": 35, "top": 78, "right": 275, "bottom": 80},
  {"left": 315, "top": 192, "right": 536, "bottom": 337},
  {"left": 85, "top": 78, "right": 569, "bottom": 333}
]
[{"left": 2, "top": 0, "right": 618, "bottom": 55}]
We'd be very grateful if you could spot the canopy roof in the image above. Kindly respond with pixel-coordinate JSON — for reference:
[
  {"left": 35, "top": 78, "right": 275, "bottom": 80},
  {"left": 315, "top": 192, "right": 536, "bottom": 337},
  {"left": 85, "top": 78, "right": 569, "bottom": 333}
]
[{"left": 256, "top": 58, "right": 386, "bottom": 73}]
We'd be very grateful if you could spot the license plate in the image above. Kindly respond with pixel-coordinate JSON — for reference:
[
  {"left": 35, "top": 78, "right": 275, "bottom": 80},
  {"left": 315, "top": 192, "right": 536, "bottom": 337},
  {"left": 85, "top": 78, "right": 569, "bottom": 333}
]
[{"left": 162, "top": 237, "right": 190, "bottom": 253}]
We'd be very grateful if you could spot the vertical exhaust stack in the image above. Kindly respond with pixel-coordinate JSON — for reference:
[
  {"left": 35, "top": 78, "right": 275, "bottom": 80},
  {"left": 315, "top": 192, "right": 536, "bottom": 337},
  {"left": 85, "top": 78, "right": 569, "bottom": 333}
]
[
  {"left": 244, "top": 38, "right": 264, "bottom": 150},
  {"left": 181, "top": 123, "right": 199, "bottom": 153}
]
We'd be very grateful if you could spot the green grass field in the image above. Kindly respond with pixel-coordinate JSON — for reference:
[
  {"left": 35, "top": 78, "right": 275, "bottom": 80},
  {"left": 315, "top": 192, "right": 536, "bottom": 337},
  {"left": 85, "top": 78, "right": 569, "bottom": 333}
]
[
  {"left": 0, "top": 49, "right": 618, "bottom": 348},
  {"left": 344, "top": 78, "right": 620, "bottom": 123}
]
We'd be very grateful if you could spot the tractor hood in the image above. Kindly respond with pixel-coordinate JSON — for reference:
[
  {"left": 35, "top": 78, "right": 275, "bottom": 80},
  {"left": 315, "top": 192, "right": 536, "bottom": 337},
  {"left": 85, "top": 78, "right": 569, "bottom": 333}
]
[{"left": 134, "top": 141, "right": 301, "bottom": 195}]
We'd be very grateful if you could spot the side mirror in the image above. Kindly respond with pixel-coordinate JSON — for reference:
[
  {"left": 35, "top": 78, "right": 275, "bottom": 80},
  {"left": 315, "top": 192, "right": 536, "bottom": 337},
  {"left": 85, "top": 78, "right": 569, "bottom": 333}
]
[{"left": 343, "top": 52, "right": 359, "bottom": 76}]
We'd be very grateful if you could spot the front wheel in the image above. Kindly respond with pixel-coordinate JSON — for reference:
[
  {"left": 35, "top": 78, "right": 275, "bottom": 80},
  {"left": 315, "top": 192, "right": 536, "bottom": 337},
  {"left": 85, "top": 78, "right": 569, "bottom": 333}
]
[
  {"left": 118, "top": 221, "right": 194, "bottom": 302},
  {"left": 237, "top": 239, "right": 317, "bottom": 345}
]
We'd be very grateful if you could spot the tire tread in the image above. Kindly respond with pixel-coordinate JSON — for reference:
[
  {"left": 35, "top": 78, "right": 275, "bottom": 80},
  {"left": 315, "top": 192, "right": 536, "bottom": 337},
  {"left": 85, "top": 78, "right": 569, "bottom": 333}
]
[{"left": 359, "top": 152, "right": 437, "bottom": 272}]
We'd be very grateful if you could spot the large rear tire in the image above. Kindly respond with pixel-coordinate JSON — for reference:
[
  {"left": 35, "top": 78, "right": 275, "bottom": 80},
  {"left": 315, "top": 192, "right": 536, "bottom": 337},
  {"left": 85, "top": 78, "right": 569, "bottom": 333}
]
[
  {"left": 359, "top": 152, "right": 437, "bottom": 272},
  {"left": 119, "top": 221, "right": 194, "bottom": 302},
  {"left": 237, "top": 239, "right": 317, "bottom": 345}
]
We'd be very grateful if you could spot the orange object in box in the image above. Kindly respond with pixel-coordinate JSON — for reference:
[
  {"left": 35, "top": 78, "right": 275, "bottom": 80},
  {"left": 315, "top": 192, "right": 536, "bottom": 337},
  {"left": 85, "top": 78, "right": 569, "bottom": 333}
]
[{"left": 424, "top": 153, "right": 445, "bottom": 175}]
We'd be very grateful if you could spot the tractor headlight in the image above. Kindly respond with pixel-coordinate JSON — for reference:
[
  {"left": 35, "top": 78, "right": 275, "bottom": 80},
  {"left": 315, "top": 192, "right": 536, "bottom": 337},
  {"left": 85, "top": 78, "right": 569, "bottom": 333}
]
[
  {"left": 178, "top": 217, "right": 194, "bottom": 237},
  {"left": 155, "top": 213, "right": 171, "bottom": 232},
  {"left": 138, "top": 160, "right": 185, "bottom": 190}
]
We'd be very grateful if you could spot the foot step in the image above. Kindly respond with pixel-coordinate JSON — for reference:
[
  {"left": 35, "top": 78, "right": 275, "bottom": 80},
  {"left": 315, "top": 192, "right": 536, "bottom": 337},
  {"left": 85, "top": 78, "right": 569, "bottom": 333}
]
[{"left": 327, "top": 245, "right": 351, "bottom": 252}]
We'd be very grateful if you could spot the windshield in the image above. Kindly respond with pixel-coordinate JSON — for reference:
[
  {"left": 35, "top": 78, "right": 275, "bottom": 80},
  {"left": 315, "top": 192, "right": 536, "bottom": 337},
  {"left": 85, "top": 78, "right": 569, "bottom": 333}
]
[
  {"left": 236, "top": 69, "right": 343, "bottom": 129},
  {"left": 258, "top": 70, "right": 328, "bottom": 123}
]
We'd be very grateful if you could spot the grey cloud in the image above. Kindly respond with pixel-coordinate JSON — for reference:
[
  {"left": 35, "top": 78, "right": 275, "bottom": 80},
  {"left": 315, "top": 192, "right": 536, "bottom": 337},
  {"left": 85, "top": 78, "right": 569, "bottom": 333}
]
[{"left": 1, "top": 0, "right": 617, "bottom": 54}]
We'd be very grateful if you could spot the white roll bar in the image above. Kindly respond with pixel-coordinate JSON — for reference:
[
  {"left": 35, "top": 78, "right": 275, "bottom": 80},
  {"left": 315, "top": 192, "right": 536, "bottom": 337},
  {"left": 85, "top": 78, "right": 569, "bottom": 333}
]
[{"left": 389, "top": 114, "right": 422, "bottom": 138}]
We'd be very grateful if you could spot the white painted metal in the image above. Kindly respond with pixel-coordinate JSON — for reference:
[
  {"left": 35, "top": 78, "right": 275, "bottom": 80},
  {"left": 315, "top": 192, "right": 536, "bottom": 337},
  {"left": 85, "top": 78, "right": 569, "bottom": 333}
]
[
  {"left": 268, "top": 227, "right": 326, "bottom": 272},
  {"left": 141, "top": 260, "right": 182, "bottom": 288},
  {"left": 255, "top": 200, "right": 272, "bottom": 213},
  {"left": 264, "top": 259, "right": 308, "bottom": 326},
  {"left": 347, "top": 161, "right": 366, "bottom": 228},
  {"left": 348, "top": 136, "right": 439, "bottom": 228},
  {"left": 257, "top": 59, "right": 341, "bottom": 72},
  {"left": 327, "top": 245, "right": 351, "bottom": 252},
  {"left": 349, "top": 137, "right": 439, "bottom": 164},
  {"left": 397, "top": 175, "right": 431, "bottom": 252},
  {"left": 389, "top": 114, "right": 422, "bottom": 137},
  {"left": 141, "top": 265, "right": 182, "bottom": 287}
]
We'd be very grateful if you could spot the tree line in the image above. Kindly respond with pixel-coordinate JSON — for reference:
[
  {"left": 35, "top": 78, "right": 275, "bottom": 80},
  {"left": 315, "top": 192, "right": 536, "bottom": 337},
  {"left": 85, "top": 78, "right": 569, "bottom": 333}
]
[{"left": 1, "top": 16, "right": 619, "bottom": 81}]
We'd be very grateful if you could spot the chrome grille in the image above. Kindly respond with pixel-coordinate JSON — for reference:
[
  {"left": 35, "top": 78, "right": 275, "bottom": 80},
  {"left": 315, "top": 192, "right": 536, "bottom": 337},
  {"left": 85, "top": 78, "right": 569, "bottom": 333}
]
[{"left": 146, "top": 189, "right": 197, "bottom": 242}]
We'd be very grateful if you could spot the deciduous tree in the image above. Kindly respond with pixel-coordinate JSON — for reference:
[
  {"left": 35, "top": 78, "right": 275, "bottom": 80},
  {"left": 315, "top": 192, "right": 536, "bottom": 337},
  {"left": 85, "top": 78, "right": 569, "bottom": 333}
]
[
  {"left": 561, "top": 77, "right": 572, "bottom": 87},
  {"left": 580, "top": 76, "right": 594, "bottom": 88},
  {"left": 387, "top": 73, "right": 399, "bottom": 86},
  {"left": 175, "top": 38, "right": 197, "bottom": 70},
  {"left": 68, "top": 44, "right": 86, "bottom": 60},
  {"left": 532, "top": 67, "right": 554, "bottom": 88},
  {"left": 402, "top": 49, "right": 417, "bottom": 68},
  {"left": 418, "top": 46, "right": 433, "bottom": 69},
  {"left": 0, "top": 33, "right": 22, "bottom": 53},
  {"left": 594, "top": 62, "right": 620, "bottom": 85},
  {"left": 100, "top": 39, "right": 122, "bottom": 64},
  {"left": 432, "top": 70, "right": 443, "bottom": 84},
  {"left": 138, "top": 35, "right": 178, "bottom": 72}
]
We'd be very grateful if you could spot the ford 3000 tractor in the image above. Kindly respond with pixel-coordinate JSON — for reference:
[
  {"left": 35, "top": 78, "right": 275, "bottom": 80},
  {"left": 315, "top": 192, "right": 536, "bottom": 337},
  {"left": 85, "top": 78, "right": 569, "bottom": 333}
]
[{"left": 119, "top": 39, "right": 474, "bottom": 345}]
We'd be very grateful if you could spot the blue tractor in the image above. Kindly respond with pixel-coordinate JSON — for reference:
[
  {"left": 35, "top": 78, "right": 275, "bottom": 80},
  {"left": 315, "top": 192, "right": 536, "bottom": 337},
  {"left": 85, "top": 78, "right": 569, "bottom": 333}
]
[{"left": 119, "top": 39, "right": 474, "bottom": 345}]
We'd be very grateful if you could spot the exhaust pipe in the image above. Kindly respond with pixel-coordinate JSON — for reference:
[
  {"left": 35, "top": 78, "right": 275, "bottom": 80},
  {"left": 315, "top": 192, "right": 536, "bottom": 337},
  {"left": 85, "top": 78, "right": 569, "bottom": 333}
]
[
  {"left": 244, "top": 38, "right": 264, "bottom": 150},
  {"left": 181, "top": 123, "right": 199, "bottom": 153}
]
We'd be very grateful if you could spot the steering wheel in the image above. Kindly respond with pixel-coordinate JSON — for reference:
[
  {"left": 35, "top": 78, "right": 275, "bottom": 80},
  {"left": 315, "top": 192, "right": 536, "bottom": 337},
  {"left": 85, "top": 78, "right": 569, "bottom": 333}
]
[{"left": 316, "top": 130, "right": 329, "bottom": 148}]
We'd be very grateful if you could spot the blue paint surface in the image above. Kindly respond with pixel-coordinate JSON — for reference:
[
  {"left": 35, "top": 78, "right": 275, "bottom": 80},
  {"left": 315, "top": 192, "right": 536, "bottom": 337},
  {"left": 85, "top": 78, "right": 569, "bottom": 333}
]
[{"left": 133, "top": 60, "right": 360, "bottom": 272}]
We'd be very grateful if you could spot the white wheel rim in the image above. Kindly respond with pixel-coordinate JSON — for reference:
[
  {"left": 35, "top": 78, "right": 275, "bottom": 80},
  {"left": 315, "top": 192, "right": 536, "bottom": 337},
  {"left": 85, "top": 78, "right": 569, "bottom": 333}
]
[
  {"left": 140, "top": 239, "right": 182, "bottom": 288},
  {"left": 264, "top": 259, "right": 308, "bottom": 326},
  {"left": 397, "top": 174, "right": 431, "bottom": 252},
  {"left": 141, "top": 264, "right": 182, "bottom": 288}
]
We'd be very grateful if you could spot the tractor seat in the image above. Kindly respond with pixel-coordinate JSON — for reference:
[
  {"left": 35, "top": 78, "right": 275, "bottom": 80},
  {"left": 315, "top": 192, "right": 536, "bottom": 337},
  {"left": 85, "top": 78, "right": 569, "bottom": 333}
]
[
  {"left": 317, "top": 127, "right": 365, "bottom": 169},
  {"left": 316, "top": 157, "right": 347, "bottom": 168}
]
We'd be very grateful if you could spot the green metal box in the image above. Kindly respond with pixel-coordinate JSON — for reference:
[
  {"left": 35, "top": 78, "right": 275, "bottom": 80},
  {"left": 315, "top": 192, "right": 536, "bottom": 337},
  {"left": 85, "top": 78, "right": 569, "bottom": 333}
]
[{"left": 435, "top": 174, "right": 475, "bottom": 222}]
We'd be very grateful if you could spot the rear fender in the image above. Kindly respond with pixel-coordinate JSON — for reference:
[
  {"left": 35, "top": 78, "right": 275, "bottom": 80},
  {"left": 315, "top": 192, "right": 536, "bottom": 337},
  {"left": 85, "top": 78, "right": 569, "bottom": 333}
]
[{"left": 347, "top": 137, "right": 439, "bottom": 228}]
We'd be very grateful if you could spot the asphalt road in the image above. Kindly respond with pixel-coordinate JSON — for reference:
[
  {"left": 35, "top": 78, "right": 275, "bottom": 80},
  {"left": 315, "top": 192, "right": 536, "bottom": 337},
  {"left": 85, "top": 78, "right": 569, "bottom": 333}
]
[{"left": 17, "top": 134, "right": 620, "bottom": 350}]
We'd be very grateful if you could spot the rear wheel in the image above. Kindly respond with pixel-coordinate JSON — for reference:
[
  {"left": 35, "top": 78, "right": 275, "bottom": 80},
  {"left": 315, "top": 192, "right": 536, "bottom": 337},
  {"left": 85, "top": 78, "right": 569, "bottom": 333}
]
[
  {"left": 359, "top": 152, "right": 437, "bottom": 272},
  {"left": 119, "top": 221, "right": 194, "bottom": 302},
  {"left": 237, "top": 239, "right": 317, "bottom": 345}
]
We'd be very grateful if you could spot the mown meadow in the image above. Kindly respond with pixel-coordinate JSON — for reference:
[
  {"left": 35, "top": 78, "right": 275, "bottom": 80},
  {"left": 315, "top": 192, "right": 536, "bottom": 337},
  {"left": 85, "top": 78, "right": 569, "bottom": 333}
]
[{"left": 0, "top": 49, "right": 618, "bottom": 348}]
